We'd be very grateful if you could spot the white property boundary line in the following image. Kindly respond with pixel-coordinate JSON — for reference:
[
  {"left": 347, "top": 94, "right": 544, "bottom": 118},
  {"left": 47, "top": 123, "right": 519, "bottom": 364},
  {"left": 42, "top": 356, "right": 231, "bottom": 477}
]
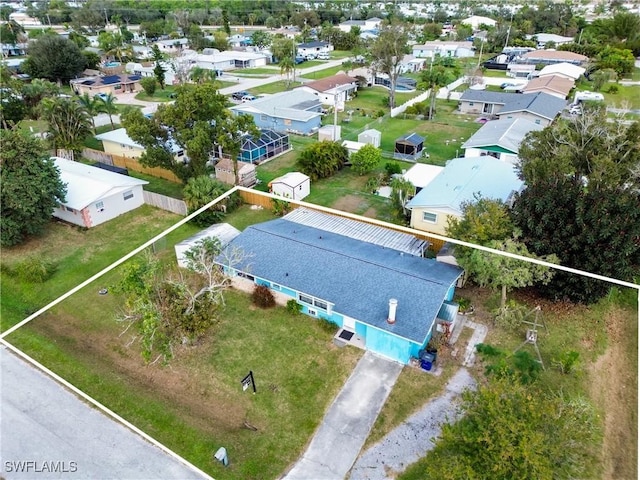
[
  {"left": 0, "top": 340, "right": 215, "bottom": 480},
  {"left": 2, "top": 187, "right": 639, "bottom": 476}
]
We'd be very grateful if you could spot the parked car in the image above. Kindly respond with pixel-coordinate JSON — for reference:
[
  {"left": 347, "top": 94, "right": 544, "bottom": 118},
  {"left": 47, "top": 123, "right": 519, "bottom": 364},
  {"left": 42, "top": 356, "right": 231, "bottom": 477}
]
[
  {"left": 294, "top": 56, "right": 306, "bottom": 64},
  {"left": 232, "top": 91, "right": 250, "bottom": 101},
  {"left": 241, "top": 95, "right": 256, "bottom": 103},
  {"left": 304, "top": 53, "right": 317, "bottom": 60},
  {"left": 317, "top": 52, "right": 330, "bottom": 60},
  {"left": 95, "top": 93, "right": 110, "bottom": 100}
]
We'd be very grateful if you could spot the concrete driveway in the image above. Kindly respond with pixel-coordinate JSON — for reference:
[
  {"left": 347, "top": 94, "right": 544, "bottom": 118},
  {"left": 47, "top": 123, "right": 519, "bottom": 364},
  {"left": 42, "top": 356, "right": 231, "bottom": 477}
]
[
  {"left": 0, "top": 347, "right": 210, "bottom": 480},
  {"left": 282, "top": 351, "right": 402, "bottom": 480}
]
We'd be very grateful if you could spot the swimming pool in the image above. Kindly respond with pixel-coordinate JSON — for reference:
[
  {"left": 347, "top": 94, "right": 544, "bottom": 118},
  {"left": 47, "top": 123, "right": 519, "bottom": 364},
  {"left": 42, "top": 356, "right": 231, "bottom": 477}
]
[{"left": 104, "top": 62, "right": 121, "bottom": 68}]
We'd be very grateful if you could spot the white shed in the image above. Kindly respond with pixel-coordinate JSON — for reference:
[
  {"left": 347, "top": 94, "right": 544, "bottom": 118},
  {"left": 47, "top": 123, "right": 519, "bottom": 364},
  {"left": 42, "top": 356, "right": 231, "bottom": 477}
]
[
  {"left": 269, "top": 172, "right": 310, "bottom": 201},
  {"left": 318, "top": 125, "right": 341, "bottom": 142},
  {"left": 358, "top": 129, "right": 381, "bottom": 148},
  {"left": 175, "top": 223, "right": 241, "bottom": 268},
  {"left": 342, "top": 140, "right": 367, "bottom": 157}
]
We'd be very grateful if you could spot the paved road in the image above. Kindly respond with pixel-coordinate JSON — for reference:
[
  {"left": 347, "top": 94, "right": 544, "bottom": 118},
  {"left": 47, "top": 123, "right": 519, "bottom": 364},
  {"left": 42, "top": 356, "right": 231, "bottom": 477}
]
[
  {"left": 0, "top": 347, "right": 210, "bottom": 480},
  {"left": 281, "top": 351, "right": 403, "bottom": 480}
]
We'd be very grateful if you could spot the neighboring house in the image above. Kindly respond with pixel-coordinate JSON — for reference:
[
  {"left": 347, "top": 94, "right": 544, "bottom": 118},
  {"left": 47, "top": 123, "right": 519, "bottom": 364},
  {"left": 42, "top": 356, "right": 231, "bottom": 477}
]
[
  {"left": 296, "top": 73, "right": 358, "bottom": 110},
  {"left": 337, "top": 17, "right": 382, "bottom": 32},
  {"left": 1, "top": 42, "right": 27, "bottom": 57},
  {"left": 398, "top": 54, "right": 426, "bottom": 74},
  {"left": 229, "top": 90, "right": 323, "bottom": 135},
  {"left": 125, "top": 61, "right": 176, "bottom": 86},
  {"left": 412, "top": 41, "right": 475, "bottom": 59},
  {"left": 268, "top": 172, "right": 310, "bottom": 200},
  {"left": 154, "top": 38, "right": 189, "bottom": 54},
  {"left": 459, "top": 90, "right": 566, "bottom": 125},
  {"left": 271, "top": 26, "right": 300, "bottom": 39},
  {"left": 175, "top": 223, "right": 241, "bottom": 268},
  {"left": 407, "top": 156, "right": 524, "bottom": 235},
  {"left": 193, "top": 48, "right": 269, "bottom": 70},
  {"left": 70, "top": 74, "right": 142, "bottom": 97},
  {"left": 538, "top": 62, "right": 586, "bottom": 81},
  {"left": 496, "top": 91, "right": 567, "bottom": 126},
  {"left": 95, "top": 128, "right": 187, "bottom": 162},
  {"left": 402, "top": 163, "right": 445, "bottom": 195},
  {"left": 518, "top": 49, "right": 588, "bottom": 66},
  {"left": 52, "top": 157, "right": 148, "bottom": 228},
  {"left": 296, "top": 41, "right": 333, "bottom": 57},
  {"left": 521, "top": 74, "right": 574, "bottom": 99},
  {"left": 461, "top": 117, "right": 544, "bottom": 164},
  {"left": 132, "top": 45, "right": 153, "bottom": 60},
  {"left": 215, "top": 208, "right": 463, "bottom": 364},
  {"left": 528, "top": 33, "right": 575, "bottom": 49},
  {"left": 227, "top": 34, "right": 251, "bottom": 48},
  {"left": 507, "top": 63, "right": 536, "bottom": 79},
  {"left": 374, "top": 74, "right": 417, "bottom": 91},
  {"left": 214, "top": 158, "right": 257, "bottom": 187},
  {"left": 461, "top": 15, "right": 497, "bottom": 29},
  {"left": 394, "top": 133, "right": 425, "bottom": 161}
]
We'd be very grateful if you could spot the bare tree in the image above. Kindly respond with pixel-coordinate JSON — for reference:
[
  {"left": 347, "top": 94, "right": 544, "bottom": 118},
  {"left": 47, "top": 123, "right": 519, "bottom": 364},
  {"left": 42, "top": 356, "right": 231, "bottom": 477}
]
[{"left": 369, "top": 21, "right": 409, "bottom": 109}]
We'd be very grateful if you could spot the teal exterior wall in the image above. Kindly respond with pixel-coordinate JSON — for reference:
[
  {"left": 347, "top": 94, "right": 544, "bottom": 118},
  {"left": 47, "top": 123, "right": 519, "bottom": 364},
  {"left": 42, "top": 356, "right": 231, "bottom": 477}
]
[
  {"left": 445, "top": 283, "right": 455, "bottom": 301},
  {"left": 365, "top": 325, "right": 419, "bottom": 364}
]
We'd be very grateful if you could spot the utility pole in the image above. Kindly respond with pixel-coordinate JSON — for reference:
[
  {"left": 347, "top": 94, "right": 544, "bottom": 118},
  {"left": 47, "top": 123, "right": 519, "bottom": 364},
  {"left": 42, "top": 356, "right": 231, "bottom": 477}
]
[
  {"left": 504, "top": 12, "right": 514, "bottom": 51},
  {"left": 333, "top": 84, "right": 338, "bottom": 141}
]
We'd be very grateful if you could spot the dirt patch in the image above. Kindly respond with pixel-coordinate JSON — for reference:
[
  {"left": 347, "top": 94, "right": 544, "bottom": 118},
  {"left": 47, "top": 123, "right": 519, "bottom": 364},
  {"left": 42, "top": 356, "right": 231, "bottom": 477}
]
[
  {"left": 362, "top": 208, "right": 377, "bottom": 218},
  {"left": 331, "top": 194, "right": 367, "bottom": 213},
  {"left": 588, "top": 307, "right": 638, "bottom": 480}
]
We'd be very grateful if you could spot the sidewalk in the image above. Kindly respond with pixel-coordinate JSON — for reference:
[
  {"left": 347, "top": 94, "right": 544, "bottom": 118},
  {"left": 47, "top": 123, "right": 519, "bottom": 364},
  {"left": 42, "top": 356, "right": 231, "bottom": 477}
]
[{"left": 281, "top": 351, "right": 402, "bottom": 480}]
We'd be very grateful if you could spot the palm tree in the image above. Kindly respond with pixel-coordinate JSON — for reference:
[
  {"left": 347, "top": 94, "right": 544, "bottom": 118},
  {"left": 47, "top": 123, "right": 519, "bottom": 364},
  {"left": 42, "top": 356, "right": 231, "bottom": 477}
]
[
  {"left": 77, "top": 93, "right": 99, "bottom": 133},
  {"left": 40, "top": 98, "right": 93, "bottom": 159},
  {"left": 279, "top": 56, "right": 295, "bottom": 89},
  {"left": 96, "top": 93, "right": 118, "bottom": 130}
]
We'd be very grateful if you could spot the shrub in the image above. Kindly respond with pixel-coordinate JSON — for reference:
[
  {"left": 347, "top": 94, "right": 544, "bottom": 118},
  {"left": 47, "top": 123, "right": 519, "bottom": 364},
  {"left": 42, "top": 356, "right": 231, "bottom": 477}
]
[
  {"left": 552, "top": 350, "right": 580, "bottom": 374},
  {"left": 252, "top": 284, "right": 275, "bottom": 308},
  {"left": 493, "top": 299, "right": 529, "bottom": 329},
  {"left": 375, "top": 109, "right": 385, "bottom": 118},
  {"left": 317, "top": 317, "right": 338, "bottom": 333},
  {"left": 365, "top": 174, "right": 382, "bottom": 194},
  {"left": 385, "top": 162, "right": 402, "bottom": 176},
  {"left": 271, "top": 197, "right": 291, "bottom": 216},
  {"left": 140, "top": 77, "right": 157, "bottom": 96},
  {"left": 606, "top": 84, "right": 619, "bottom": 94},
  {"left": 286, "top": 299, "right": 302, "bottom": 315},
  {"left": 13, "top": 257, "right": 56, "bottom": 283}
]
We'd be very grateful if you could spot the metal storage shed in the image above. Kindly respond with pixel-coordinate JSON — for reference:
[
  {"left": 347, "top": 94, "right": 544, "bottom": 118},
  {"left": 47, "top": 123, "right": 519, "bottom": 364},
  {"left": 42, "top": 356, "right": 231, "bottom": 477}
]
[
  {"left": 358, "top": 129, "right": 381, "bottom": 147},
  {"left": 175, "top": 223, "right": 241, "bottom": 268}
]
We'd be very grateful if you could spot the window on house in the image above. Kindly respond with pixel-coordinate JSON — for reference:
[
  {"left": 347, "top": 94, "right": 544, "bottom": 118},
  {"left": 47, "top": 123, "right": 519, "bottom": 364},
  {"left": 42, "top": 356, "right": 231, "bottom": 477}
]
[
  {"left": 261, "top": 115, "right": 267, "bottom": 121},
  {"left": 313, "top": 299, "right": 328, "bottom": 310},
  {"left": 123, "top": 190, "right": 134, "bottom": 200},
  {"left": 469, "top": 102, "right": 474, "bottom": 106},
  {"left": 65, "top": 206, "right": 74, "bottom": 212},
  {"left": 176, "top": 150, "right": 184, "bottom": 157},
  {"left": 271, "top": 283, "right": 281, "bottom": 290},
  {"left": 534, "top": 119, "right": 541, "bottom": 124},
  {"left": 423, "top": 211, "right": 438, "bottom": 223},
  {"left": 95, "top": 201, "right": 104, "bottom": 211},
  {"left": 308, "top": 308, "right": 317, "bottom": 316},
  {"left": 114, "top": 85, "right": 122, "bottom": 90},
  {"left": 284, "top": 119, "right": 291, "bottom": 126},
  {"left": 299, "top": 293, "right": 313, "bottom": 305}
]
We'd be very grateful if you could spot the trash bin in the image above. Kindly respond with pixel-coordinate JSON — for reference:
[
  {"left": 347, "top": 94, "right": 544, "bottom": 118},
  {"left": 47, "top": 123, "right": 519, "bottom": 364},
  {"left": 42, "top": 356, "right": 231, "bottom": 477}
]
[{"left": 420, "top": 352, "right": 436, "bottom": 371}]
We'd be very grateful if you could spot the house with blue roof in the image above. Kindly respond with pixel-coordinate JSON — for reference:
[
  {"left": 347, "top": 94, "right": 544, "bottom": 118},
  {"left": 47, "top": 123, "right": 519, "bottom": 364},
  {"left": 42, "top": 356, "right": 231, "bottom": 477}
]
[
  {"left": 406, "top": 156, "right": 524, "bottom": 235},
  {"left": 229, "top": 90, "right": 323, "bottom": 135},
  {"left": 214, "top": 209, "right": 463, "bottom": 364},
  {"left": 71, "top": 74, "right": 142, "bottom": 97}
]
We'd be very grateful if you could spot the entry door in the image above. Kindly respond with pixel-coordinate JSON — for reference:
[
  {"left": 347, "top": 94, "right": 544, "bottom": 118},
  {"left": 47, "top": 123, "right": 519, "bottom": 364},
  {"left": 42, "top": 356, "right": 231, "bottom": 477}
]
[{"left": 343, "top": 316, "right": 355, "bottom": 331}]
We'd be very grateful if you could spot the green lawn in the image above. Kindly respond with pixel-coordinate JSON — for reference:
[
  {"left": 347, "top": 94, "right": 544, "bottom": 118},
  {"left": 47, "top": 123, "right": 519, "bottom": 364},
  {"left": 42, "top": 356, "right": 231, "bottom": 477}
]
[
  {"left": 300, "top": 65, "right": 347, "bottom": 80},
  {"left": 129, "top": 171, "right": 184, "bottom": 198},
  {"left": 482, "top": 69, "right": 509, "bottom": 78},
  {"left": 83, "top": 124, "right": 121, "bottom": 150},
  {"left": 601, "top": 84, "right": 640, "bottom": 109},
  {"left": 233, "top": 67, "right": 281, "bottom": 75},
  {"left": 330, "top": 50, "right": 354, "bottom": 59},
  {"left": 2, "top": 204, "right": 363, "bottom": 479},
  {"left": 135, "top": 86, "right": 177, "bottom": 102},
  {"left": 248, "top": 80, "right": 303, "bottom": 95},
  {"left": 16, "top": 119, "right": 48, "bottom": 135}
]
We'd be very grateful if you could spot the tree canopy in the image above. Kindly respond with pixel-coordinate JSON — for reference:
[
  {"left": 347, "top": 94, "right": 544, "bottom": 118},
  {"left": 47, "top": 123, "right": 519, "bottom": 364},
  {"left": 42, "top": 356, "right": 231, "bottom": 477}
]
[
  {"left": 121, "top": 83, "right": 258, "bottom": 184},
  {"left": 350, "top": 144, "right": 381, "bottom": 175},
  {"left": 370, "top": 21, "right": 409, "bottom": 109},
  {"left": 22, "top": 34, "right": 86, "bottom": 84},
  {"left": 0, "top": 129, "right": 66, "bottom": 247},
  {"left": 297, "top": 141, "right": 348, "bottom": 181}
]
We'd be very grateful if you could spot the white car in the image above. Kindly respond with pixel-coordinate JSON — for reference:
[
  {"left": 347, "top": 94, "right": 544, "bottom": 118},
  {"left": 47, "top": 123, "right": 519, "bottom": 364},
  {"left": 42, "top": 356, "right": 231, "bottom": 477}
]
[
  {"left": 317, "top": 52, "right": 330, "bottom": 60},
  {"left": 241, "top": 95, "right": 256, "bottom": 103}
]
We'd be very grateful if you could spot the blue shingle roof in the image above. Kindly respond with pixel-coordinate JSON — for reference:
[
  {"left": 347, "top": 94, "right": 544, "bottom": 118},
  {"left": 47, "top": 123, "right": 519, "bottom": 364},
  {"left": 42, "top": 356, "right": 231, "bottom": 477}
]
[
  {"left": 222, "top": 219, "right": 462, "bottom": 344},
  {"left": 406, "top": 156, "right": 524, "bottom": 214},
  {"left": 498, "top": 92, "right": 567, "bottom": 121}
]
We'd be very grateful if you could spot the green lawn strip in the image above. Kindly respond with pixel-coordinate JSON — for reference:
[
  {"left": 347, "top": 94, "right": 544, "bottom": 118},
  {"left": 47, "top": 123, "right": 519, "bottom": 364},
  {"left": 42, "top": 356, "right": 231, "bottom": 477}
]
[
  {"left": 16, "top": 119, "right": 48, "bottom": 135},
  {"left": 248, "top": 81, "right": 303, "bottom": 95},
  {"left": 482, "top": 69, "right": 509, "bottom": 78},
  {"left": 600, "top": 84, "right": 640, "bottom": 109},
  {"left": 0, "top": 206, "right": 184, "bottom": 332},
  {"left": 128, "top": 171, "right": 184, "bottom": 199},
  {"left": 300, "top": 65, "right": 346, "bottom": 80},
  {"left": 135, "top": 86, "right": 177, "bottom": 102},
  {"left": 329, "top": 50, "right": 354, "bottom": 59},
  {"left": 233, "top": 67, "right": 281, "bottom": 75},
  {"left": 7, "top": 284, "right": 362, "bottom": 480}
]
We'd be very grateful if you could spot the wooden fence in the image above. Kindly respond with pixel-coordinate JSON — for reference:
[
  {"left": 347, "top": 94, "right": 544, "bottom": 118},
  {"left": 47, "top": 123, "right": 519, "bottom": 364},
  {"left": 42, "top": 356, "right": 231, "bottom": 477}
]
[
  {"left": 143, "top": 191, "right": 188, "bottom": 216},
  {"left": 82, "top": 148, "right": 182, "bottom": 183}
]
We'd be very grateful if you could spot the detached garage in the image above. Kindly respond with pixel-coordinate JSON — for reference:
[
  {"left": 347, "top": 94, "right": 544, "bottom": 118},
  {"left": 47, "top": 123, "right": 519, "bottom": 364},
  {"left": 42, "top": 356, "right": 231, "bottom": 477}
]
[{"left": 269, "top": 172, "right": 310, "bottom": 201}]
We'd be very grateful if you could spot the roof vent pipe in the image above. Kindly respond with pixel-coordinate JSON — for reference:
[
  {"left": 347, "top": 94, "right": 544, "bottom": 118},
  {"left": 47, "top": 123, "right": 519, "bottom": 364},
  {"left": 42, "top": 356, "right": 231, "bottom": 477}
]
[{"left": 387, "top": 298, "right": 398, "bottom": 324}]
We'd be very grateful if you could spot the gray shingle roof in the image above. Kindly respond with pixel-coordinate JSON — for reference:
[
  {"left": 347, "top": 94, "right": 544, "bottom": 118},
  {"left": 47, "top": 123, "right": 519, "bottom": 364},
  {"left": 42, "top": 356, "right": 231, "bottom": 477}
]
[
  {"left": 460, "top": 90, "right": 516, "bottom": 104},
  {"left": 498, "top": 92, "right": 567, "bottom": 120},
  {"left": 222, "top": 218, "right": 463, "bottom": 344},
  {"left": 462, "top": 117, "right": 544, "bottom": 153}
]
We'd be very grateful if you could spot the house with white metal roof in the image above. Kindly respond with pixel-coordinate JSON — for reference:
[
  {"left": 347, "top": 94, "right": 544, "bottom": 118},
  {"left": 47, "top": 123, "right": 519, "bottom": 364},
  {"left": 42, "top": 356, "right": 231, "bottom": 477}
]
[
  {"left": 229, "top": 90, "right": 323, "bottom": 135},
  {"left": 412, "top": 41, "right": 474, "bottom": 59},
  {"left": 461, "top": 15, "right": 497, "bottom": 29},
  {"left": 538, "top": 62, "right": 586, "bottom": 81},
  {"left": 402, "top": 164, "right": 445, "bottom": 195},
  {"left": 462, "top": 117, "right": 544, "bottom": 164},
  {"left": 215, "top": 209, "right": 462, "bottom": 364},
  {"left": 52, "top": 157, "right": 148, "bottom": 228},
  {"left": 95, "top": 128, "right": 187, "bottom": 162},
  {"left": 406, "top": 156, "right": 524, "bottom": 235}
]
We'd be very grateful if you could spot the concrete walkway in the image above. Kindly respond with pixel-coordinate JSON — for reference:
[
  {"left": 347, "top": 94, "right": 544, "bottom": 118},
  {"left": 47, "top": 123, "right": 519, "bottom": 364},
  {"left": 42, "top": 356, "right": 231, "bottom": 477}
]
[
  {"left": 0, "top": 347, "right": 209, "bottom": 480},
  {"left": 282, "top": 351, "right": 403, "bottom": 480},
  {"left": 349, "top": 368, "right": 476, "bottom": 480}
]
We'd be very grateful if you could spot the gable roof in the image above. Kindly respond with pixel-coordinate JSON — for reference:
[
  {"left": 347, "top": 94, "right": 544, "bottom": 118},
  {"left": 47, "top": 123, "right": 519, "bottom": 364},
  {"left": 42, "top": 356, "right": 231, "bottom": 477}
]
[
  {"left": 460, "top": 89, "right": 516, "bottom": 104},
  {"left": 406, "top": 156, "right": 524, "bottom": 215},
  {"left": 498, "top": 91, "right": 567, "bottom": 120},
  {"left": 304, "top": 74, "right": 357, "bottom": 93},
  {"left": 396, "top": 133, "right": 424, "bottom": 146},
  {"left": 521, "top": 49, "right": 587, "bottom": 63},
  {"left": 214, "top": 158, "right": 254, "bottom": 174},
  {"left": 521, "top": 74, "right": 574, "bottom": 98},
  {"left": 403, "top": 163, "right": 445, "bottom": 189},
  {"left": 462, "top": 117, "right": 544, "bottom": 153},
  {"left": 297, "top": 41, "right": 330, "bottom": 48},
  {"left": 95, "top": 128, "right": 143, "bottom": 149},
  {"left": 221, "top": 218, "right": 462, "bottom": 344},
  {"left": 538, "top": 62, "right": 586, "bottom": 80},
  {"left": 53, "top": 157, "right": 147, "bottom": 210},
  {"left": 229, "top": 90, "right": 322, "bottom": 122},
  {"left": 269, "top": 172, "right": 309, "bottom": 188}
]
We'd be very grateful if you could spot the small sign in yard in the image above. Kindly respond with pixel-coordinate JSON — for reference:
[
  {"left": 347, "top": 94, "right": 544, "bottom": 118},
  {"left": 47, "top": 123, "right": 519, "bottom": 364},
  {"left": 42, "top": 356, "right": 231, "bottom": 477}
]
[{"left": 241, "top": 371, "right": 256, "bottom": 394}]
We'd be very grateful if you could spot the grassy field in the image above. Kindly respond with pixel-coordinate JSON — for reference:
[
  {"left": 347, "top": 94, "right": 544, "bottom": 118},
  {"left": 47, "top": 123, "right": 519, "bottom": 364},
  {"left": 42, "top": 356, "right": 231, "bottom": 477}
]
[
  {"left": 135, "top": 85, "right": 177, "bottom": 102},
  {"left": 248, "top": 80, "right": 303, "bottom": 95},
  {"left": 301, "top": 65, "right": 348, "bottom": 80},
  {"left": 16, "top": 119, "right": 48, "bottom": 135},
  {"left": 233, "top": 67, "right": 280, "bottom": 75},
  {"left": 129, "top": 171, "right": 184, "bottom": 198},
  {"left": 601, "top": 84, "right": 640, "bottom": 109},
  {"left": 2, "top": 205, "right": 363, "bottom": 479}
]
